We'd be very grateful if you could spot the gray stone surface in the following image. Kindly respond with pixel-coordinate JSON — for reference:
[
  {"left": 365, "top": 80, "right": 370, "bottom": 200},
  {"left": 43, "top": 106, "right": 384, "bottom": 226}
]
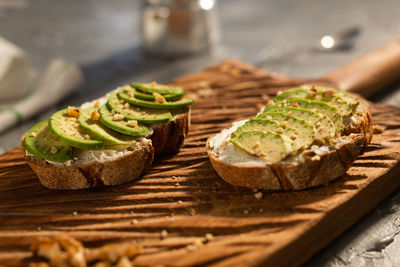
[{"left": 0, "top": 0, "right": 400, "bottom": 265}]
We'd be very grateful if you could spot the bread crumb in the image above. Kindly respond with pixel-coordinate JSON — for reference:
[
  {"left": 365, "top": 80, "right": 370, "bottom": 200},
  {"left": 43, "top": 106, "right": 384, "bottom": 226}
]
[
  {"left": 113, "top": 114, "right": 124, "bottom": 121},
  {"left": 205, "top": 233, "right": 214, "bottom": 242},
  {"left": 186, "top": 244, "right": 197, "bottom": 251},
  {"left": 175, "top": 182, "right": 180, "bottom": 187},
  {"left": 90, "top": 110, "right": 100, "bottom": 121},
  {"left": 254, "top": 192, "right": 263, "bottom": 200},
  {"left": 372, "top": 124, "right": 385, "bottom": 134},
  {"left": 160, "top": 230, "right": 168, "bottom": 239},
  {"left": 131, "top": 219, "right": 138, "bottom": 225},
  {"left": 127, "top": 120, "right": 138, "bottom": 127},
  {"left": 311, "top": 155, "right": 321, "bottom": 161}
]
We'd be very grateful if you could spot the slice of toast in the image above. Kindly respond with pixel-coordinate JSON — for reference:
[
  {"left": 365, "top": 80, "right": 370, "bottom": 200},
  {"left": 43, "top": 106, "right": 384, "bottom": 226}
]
[
  {"left": 23, "top": 86, "right": 191, "bottom": 190},
  {"left": 207, "top": 90, "right": 372, "bottom": 191}
]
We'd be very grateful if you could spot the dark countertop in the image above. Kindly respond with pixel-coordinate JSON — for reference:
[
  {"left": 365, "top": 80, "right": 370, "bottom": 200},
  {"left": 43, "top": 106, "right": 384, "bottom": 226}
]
[{"left": 1, "top": 0, "right": 400, "bottom": 265}]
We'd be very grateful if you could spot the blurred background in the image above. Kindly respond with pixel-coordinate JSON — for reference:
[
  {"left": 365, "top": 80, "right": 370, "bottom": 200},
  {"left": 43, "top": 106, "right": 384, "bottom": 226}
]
[{"left": 1, "top": 0, "right": 400, "bottom": 265}]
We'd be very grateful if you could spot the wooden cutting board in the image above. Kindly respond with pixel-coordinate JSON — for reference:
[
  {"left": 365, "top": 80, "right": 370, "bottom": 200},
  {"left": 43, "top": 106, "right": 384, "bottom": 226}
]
[{"left": 1, "top": 40, "right": 400, "bottom": 266}]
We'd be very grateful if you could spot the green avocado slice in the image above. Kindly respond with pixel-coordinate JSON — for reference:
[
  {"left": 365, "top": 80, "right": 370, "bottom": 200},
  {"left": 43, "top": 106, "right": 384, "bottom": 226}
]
[
  {"left": 273, "top": 87, "right": 354, "bottom": 116},
  {"left": 98, "top": 104, "right": 149, "bottom": 136},
  {"left": 256, "top": 112, "right": 316, "bottom": 150},
  {"left": 118, "top": 90, "right": 194, "bottom": 109},
  {"left": 231, "top": 130, "right": 291, "bottom": 163},
  {"left": 232, "top": 119, "right": 301, "bottom": 152},
  {"left": 265, "top": 99, "right": 343, "bottom": 134},
  {"left": 49, "top": 108, "right": 104, "bottom": 150},
  {"left": 107, "top": 92, "right": 172, "bottom": 124},
  {"left": 24, "top": 120, "right": 73, "bottom": 162},
  {"left": 131, "top": 82, "right": 185, "bottom": 96},
  {"left": 133, "top": 89, "right": 185, "bottom": 101},
  {"left": 79, "top": 107, "right": 137, "bottom": 146},
  {"left": 267, "top": 107, "right": 336, "bottom": 139}
]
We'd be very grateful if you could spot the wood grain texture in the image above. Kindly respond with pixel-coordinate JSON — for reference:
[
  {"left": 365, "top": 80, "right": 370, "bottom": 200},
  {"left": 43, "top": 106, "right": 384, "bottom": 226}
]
[{"left": 1, "top": 59, "right": 400, "bottom": 266}]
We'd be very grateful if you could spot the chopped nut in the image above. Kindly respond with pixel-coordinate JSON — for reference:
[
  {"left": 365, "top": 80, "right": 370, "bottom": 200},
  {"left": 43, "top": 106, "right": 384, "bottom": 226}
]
[
  {"left": 290, "top": 134, "right": 297, "bottom": 140},
  {"left": 153, "top": 92, "right": 166, "bottom": 104},
  {"left": 276, "top": 127, "right": 284, "bottom": 134},
  {"left": 93, "top": 101, "right": 101, "bottom": 108},
  {"left": 266, "top": 116, "right": 273, "bottom": 120},
  {"left": 277, "top": 104, "right": 282, "bottom": 108},
  {"left": 254, "top": 192, "right": 263, "bottom": 200},
  {"left": 90, "top": 110, "right": 100, "bottom": 121},
  {"left": 50, "top": 147, "right": 58, "bottom": 154},
  {"left": 72, "top": 211, "right": 78, "bottom": 216},
  {"left": 279, "top": 121, "right": 288, "bottom": 128},
  {"left": 177, "top": 200, "right": 183, "bottom": 204},
  {"left": 160, "top": 230, "right": 168, "bottom": 239},
  {"left": 84, "top": 134, "right": 90, "bottom": 139},
  {"left": 127, "top": 120, "right": 138, "bottom": 127},
  {"left": 291, "top": 102, "right": 299, "bottom": 108},
  {"left": 113, "top": 114, "right": 124, "bottom": 121},
  {"left": 193, "top": 239, "right": 204, "bottom": 248},
  {"left": 287, "top": 111, "right": 293, "bottom": 116},
  {"left": 316, "top": 121, "right": 322, "bottom": 128},
  {"left": 66, "top": 106, "right": 80, "bottom": 118},
  {"left": 205, "top": 233, "right": 214, "bottom": 242},
  {"left": 267, "top": 99, "right": 275, "bottom": 106},
  {"left": 124, "top": 102, "right": 130, "bottom": 108},
  {"left": 131, "top": 219, "right": 138, "bottom": 225},
  {"left": 31, "top": 132, "right": 37, "bottom": 138},
  {"left": 324, "top": 90, "right": 334, "bottom": 96}
]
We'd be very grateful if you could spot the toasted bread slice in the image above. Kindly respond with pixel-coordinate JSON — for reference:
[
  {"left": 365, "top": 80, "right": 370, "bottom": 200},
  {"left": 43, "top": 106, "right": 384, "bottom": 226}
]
[
  {"left": 207, "top": 96, "right": 372, "bottom": 191},
  {"left": 23, "top": 84, "right": 191, "bottom": 190}
]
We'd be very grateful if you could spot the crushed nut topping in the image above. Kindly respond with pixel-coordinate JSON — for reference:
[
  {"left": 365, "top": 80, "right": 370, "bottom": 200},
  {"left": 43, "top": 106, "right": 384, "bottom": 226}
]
[
  {"left": 84, "top": 134, "right": 90, "bottom": 139},
  {"left": 205, "top": 233, "right": 214, "bottom": 242},
  {"left": 323, "top": 90, "right": 334, "bottom": 96},
  {"left": 124, "top": 102, "right": 130, "bottom": 108},
  {"left": 290, "top": 134, "right": 297, "bottom": 140},
  {"left": 90, "top": 110, "right": 100, "bottom": 121},
  {"left": 66, "top": 106, "right": 80, "bottom": 118},
  {"left": 267, "top": 100, "right": 275, "bottom": 106},
  {"left": 153, "top": 92, "right": 166, "bottom": 104},
  {"left": 291, "top": 102, "right": 299, "bottom": 108},
  {"left": 276, "top": 127, "right": 284, "bottom": 134},
  {"left": 93, "top": 101, "right": 101, "bottom": 108},
  {"left": 279, "top": 121, "right": 288, "bottom": 128},
  {"left": 50, "top": 147, "right": 58, "bottom": 154},
  {"left": 287, "top": 111, "right": 293, "bottom": 116},
  {"left": 31, "top": 132, "right": 37, "bottom": 138},
  {"left": 311, "top": 155, "right": 321, "bottom": 161},
  {"left": 127, "top": 120, "right": 138, "bottom": 127},
  {"left": 113, "top": 114, "right": 124, "bottom": 121},
  {"left": 131, "top": 219, "right": 138, "bottom": 225}
]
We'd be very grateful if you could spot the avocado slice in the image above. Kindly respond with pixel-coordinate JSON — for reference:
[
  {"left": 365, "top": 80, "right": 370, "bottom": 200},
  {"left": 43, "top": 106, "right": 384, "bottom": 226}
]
[
  {"left": 49, "top": 108, "right": 104, "bottom": 150},
  {"left": 118, "top": 90, "right": 194, "bottom": 109},
  {"left": 108, "top": 92, "right": 172, "bottom": 124},
  {"left": 79, "top": 107, "right": 137, "bottom": 146},
  {"left": 133, "top": 89, "right": 185, "bottom": 102},
  {"left": 231, "top": 130, "right": 291, "bottom": 163},
  {"left": 98, "top": 104, "right": 149, "bottom": 136},
  {"left": 232, "top": 119, "right": 301, "bottom": 152},
  {"left": 267, "top": 107, "right": 336, "bottom": 139},
  {"left": 256, "top": 112, "right": 316, "bottom": 150},
  {"left": 273, "top": 87, "right": 354, "bottom": 116},
  {"left": 24, "top": 120, "right": 73, "bottom": 162},
  {"left": 266, "top": 99, "right": 343, "bottom": 134},
  {"left": 131, "top": 82, "right": 185, "bottom": 96}
]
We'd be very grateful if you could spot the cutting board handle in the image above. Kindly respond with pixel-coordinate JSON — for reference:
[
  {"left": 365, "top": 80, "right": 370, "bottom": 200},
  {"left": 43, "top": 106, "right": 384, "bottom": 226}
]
[{"left": 321, "top": 38, "right": 400, "bottom": 97}]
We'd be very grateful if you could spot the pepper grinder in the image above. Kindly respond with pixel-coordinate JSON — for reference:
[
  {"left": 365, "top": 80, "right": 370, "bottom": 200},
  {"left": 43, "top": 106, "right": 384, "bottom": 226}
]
[{"left": 140, "top": 0, "right": 219, "bottom": 57}]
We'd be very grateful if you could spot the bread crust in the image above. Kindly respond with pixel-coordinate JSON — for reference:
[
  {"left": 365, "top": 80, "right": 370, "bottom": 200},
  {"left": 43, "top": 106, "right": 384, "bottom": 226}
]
[
  {"left": 24, "top": 110, "right": 190, "bottom": 190},
  {"left": 207, "top": 100, "right": 372, "bottom": 191}
]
